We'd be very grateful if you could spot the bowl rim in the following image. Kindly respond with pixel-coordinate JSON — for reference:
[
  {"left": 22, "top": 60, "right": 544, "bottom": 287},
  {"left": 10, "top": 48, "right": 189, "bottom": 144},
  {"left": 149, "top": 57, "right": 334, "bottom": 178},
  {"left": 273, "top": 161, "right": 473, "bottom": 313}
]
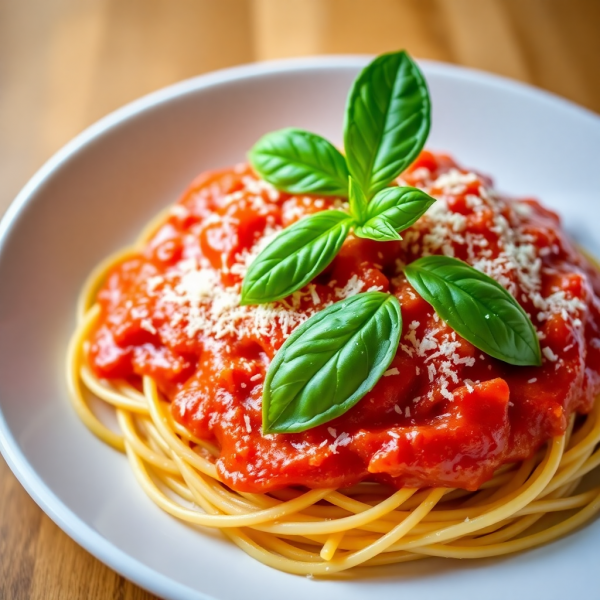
[{"left": 0, "top": 55, "right": 598, "bottom": 600}]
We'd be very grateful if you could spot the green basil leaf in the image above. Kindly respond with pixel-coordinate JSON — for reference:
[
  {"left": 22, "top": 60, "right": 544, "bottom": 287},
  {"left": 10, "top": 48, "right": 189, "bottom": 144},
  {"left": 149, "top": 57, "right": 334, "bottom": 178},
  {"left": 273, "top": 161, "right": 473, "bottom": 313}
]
[
  {"left": 249, "top": 128, "right": 349, "bottom": 197},
  {"left": 367, "top": 186, "right": 435, "bottom": 228},
  {"left": 404, "top": 256, "right": 542, "bottom": 366},
  {"left": 344, "top": 51, "right": 431, "bottom": 199},
  {"left": 263, "top": 292, "right": 402, "bottom": 433},
  {"left": 241, "top": 211, "right": 352, "bottom": 305},
  {"left": 348, "top": 176, "right": 368, "bottom": 223},
  {"left": 355, "top": 216, "right": 401, "bottom": 241},
  {"left": 354, "top": 186, "right": 435, "bottom": 241}
]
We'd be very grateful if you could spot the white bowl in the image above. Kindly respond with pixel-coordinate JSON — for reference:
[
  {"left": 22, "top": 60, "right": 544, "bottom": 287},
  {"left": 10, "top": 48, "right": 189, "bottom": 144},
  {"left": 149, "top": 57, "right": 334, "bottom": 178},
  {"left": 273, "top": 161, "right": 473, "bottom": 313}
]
[{"left": 0, "top": 57, "right": 599, "bottom": 600}]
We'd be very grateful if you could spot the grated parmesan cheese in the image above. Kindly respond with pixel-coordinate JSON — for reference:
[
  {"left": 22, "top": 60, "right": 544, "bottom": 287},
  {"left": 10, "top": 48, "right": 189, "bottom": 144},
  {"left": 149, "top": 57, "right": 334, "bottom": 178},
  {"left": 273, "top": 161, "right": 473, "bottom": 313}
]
[
  {"left": 140, "top": 318, "right": 157, "bottom": 335},
  {"left": 243, "top": 414, "right": 252, "bottom": 433},
  {"left": 329, "top": 432, "right": 351, "bottom": 454},
  {"left": 335, "top": 274, "right": 364, "bottom": 298}
]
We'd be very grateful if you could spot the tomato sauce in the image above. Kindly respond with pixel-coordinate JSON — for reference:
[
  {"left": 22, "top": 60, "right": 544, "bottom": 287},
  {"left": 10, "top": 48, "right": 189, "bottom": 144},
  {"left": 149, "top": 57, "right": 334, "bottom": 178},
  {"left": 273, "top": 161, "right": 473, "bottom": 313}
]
[{"left": 88, "top": 152, "right": 600, "bottom": 493}]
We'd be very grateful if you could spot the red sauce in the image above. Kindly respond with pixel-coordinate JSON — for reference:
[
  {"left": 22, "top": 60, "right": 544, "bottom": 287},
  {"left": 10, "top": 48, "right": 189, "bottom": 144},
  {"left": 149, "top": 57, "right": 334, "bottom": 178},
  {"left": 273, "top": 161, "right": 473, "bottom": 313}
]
[{"left": 88, "top": 152, "right": 600, "bottom": 493}]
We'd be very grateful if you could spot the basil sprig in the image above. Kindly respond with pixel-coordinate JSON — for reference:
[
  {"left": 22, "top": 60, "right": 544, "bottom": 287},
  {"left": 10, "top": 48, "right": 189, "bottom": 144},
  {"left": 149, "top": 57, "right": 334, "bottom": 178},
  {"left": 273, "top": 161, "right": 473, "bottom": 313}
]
[
  {"left": 238, "top": 49, "right": 542, "bottom": 435},
  {"left": 243, "top": 50, "right": 433, "bottom": 304},
  {"left": 405, "top": 256, "right": 542, "bottom": 366},
  {"left": 263, "top": 292, "right": 402, "bottom": 433}
]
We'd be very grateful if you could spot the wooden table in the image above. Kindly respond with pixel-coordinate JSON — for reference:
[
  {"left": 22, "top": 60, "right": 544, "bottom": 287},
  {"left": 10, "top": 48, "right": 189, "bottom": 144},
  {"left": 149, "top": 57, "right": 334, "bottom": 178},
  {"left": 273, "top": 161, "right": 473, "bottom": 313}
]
[{"left": 0, "top": 1, "right": 598, "bottom": 597}]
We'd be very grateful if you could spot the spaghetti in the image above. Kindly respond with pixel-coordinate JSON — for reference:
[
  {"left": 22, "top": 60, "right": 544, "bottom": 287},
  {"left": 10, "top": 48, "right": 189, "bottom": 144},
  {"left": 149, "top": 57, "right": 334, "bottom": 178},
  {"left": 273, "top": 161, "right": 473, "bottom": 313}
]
[{"left": 66, "top": 156, "right": 600, "bottom": 575}]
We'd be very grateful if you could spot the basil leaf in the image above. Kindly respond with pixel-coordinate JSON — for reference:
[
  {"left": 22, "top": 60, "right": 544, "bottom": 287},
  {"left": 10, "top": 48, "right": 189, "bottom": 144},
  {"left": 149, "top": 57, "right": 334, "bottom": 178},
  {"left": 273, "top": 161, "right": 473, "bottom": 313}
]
[
  {"left": 367, "top": 186, "right": 435, "bottom": 228},
  {"left": 355, "top": 216, "right": 401, "bottom": 241},
  {"left": 263, "top": 292, "right": 402, "bottom": 433},
  {"left": 241, "top": 211, "right": 352, "bottom": 305},
  {"left": 404, "top": 256, "right": 542, "bottom": 366},
  {"left": 249, "top": 128, "right": 349, "bottom": 197},
  {"left": 355, "top": 186, "right": 435, "bottom": 241},
  {"left": 348, "top": 176, "right": 368, "bottom": 223},
  {"left": 344, "top": 51, "right": 431, "bottom": 199}
]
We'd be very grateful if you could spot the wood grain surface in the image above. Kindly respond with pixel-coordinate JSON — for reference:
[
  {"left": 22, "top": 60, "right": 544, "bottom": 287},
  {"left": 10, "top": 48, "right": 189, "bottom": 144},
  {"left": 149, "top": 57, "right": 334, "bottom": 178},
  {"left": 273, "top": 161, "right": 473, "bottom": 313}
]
[{"left": 0, "top": 1, "right": 598, "bottom": 598}]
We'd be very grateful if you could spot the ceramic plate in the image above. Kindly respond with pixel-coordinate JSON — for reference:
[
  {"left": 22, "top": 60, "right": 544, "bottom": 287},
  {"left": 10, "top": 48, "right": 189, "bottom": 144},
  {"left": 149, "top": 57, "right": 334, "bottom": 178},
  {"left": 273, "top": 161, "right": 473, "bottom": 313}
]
[{"left": 0, "top": 57, "right": 599, "bottom": 600}]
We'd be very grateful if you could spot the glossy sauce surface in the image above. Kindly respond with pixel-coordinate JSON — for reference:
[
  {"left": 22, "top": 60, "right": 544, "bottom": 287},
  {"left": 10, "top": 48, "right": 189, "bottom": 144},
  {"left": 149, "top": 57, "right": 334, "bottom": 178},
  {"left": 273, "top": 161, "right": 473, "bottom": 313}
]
[{"left": 88, "top": 153, "right": 600, "bottom": 492}]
